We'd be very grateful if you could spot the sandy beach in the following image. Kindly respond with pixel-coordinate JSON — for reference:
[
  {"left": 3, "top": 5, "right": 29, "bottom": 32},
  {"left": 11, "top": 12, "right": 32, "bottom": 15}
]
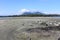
[{"left": 0, "top": 17, "right": 60, "bottom": 40}]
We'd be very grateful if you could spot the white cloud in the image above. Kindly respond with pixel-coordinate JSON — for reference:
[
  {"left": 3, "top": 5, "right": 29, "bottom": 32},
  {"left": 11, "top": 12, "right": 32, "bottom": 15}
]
[
  {"left": 16, "top": 9, "right": 39, "bottom": 15},
  {"left": 16, "top": 9, "right": 31, "bottom": 15},
  {"left": 20, "top": 9, "right": 38, "bottom": 13},
  {"left": 16, "top": 9, "right": 56, "bottom": 15},
  {"left": 20, "top": 9, "right": 30, "bottom": 13},
  {"left": 43, "top": 12, "right": 49, "bottom": 14}
]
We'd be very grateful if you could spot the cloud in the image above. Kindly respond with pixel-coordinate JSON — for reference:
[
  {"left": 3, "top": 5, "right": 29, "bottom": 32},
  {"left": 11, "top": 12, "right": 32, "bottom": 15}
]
[
  {"left": 16, "top": 9, "right": 39, "bottom": 15},
  {"left": 43, "top": 12, "right": 49, "bottom": 14},
  {"left": 20, "top": 9, "right": 30, "bottom": 13},
  {"left": 16, "top": 9, "right": 50, "bottom": 15},
  {"left": 16, "top": 9, "right": 60, "bottom": 15},
  {"left": 16, "top": 9, "right": 31, "bottom": 15}
]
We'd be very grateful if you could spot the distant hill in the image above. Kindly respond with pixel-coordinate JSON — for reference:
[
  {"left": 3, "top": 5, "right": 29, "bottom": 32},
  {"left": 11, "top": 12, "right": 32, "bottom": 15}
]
[
  {"left": 22, "top": 11, "right": 44, "bottom": 15},
  {"left": 0, "top": 11, "right": 60, "bottom": 17}
]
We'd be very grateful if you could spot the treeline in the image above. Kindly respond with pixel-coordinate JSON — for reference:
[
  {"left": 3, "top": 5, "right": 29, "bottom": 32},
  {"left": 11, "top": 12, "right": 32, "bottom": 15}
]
[{"left": 0, "top": 14, "right": 60, "bottom": 17}]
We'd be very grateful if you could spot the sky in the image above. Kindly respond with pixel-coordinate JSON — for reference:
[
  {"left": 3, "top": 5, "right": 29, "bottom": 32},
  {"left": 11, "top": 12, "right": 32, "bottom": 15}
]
[{"left": 0, "top": 0, "right": 60, "bottom": 15}]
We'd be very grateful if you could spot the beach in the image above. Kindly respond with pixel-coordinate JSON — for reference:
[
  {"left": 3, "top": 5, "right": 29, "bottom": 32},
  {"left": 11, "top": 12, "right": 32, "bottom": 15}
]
[{"left": 0, "top": 17, "right": 60, "bottom": 40}]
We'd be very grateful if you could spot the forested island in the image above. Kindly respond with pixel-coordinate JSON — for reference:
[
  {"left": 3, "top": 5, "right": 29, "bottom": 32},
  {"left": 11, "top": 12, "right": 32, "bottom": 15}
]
[{"left": 0, "top": 12, "right": 60, "bottom": 17}]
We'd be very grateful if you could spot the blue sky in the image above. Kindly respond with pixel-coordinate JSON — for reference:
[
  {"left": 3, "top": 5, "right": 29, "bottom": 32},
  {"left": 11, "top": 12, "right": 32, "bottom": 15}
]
[{"left": 0, "top": 0, "right": 60, "bottom": 15}]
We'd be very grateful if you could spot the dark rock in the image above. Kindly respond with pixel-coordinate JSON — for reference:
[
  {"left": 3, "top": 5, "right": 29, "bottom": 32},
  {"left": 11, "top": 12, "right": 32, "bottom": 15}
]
[{"left": 58, "top": 37, "right": 60, "bottom": 40}]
